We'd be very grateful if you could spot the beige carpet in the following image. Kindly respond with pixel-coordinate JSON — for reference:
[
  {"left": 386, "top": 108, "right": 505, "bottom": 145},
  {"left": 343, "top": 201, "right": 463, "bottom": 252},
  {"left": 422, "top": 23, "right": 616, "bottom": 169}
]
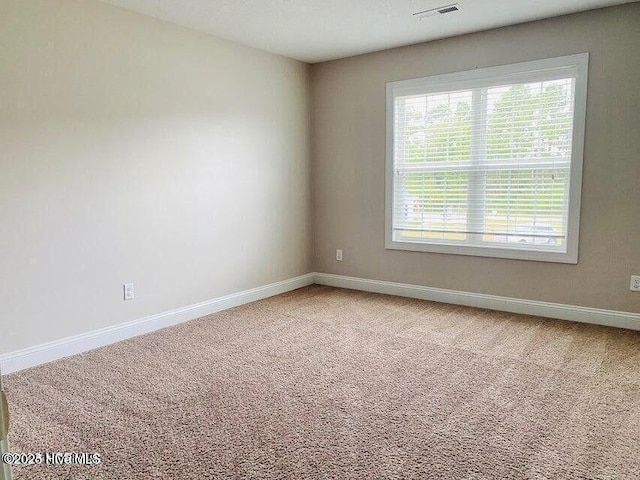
[{"left": 4, "top": 285, "right": 640, "bottom": 479}]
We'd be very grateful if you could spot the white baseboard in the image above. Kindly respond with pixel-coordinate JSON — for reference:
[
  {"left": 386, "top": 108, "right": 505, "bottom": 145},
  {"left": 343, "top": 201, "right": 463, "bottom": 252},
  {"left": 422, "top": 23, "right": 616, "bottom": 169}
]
[
  {"left": 314, "top": 273, "right": 640, "bottom": 332},
  {"left": 2, "top": 271, "right": 637, "bottom": 374},
  {"left": 0, "top": 273, "right": 314, "bottom": 374}
]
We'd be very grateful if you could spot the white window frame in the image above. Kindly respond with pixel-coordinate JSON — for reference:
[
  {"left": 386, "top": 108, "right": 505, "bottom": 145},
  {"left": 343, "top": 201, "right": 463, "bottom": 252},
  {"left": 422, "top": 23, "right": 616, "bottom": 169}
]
[{"left": 385, "top": 54, "right": 589, "bottom": 264}]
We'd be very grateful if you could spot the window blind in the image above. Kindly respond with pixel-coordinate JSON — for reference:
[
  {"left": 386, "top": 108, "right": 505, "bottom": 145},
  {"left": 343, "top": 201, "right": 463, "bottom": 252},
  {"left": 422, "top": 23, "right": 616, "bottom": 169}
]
[{"left": 389, "top": 61, "right": 582, "bottom": 257}]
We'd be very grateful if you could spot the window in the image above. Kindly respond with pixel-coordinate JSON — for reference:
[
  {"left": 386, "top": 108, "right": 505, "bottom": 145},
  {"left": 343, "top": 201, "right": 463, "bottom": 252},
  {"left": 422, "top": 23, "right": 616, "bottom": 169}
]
[{"left": 385, "top": 54, "right": 588, "bottom": 263}]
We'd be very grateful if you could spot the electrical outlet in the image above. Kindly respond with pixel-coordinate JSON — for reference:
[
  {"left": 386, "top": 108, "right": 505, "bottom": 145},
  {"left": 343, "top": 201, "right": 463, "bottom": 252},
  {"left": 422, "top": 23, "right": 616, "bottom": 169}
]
[
  {"left": 336, "top": 249, "right": 343, "bottom": 261},
  {"left": 123, "top": 283, "right": 135, "bottom": 300},
  {"left": 630, "top": 276, "right": 640, "bottom": 292}
]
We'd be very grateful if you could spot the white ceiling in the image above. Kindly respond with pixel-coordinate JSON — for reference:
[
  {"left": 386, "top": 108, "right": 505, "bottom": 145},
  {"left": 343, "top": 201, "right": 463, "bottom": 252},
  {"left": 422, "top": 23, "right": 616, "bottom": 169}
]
[{"left": 99, "top": 0, "right": 634, "bottom": 63}]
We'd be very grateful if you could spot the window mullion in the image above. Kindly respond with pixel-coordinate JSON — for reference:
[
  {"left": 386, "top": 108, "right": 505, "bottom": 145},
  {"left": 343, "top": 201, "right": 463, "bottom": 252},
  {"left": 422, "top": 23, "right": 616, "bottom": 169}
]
[{"left": 468, "top": 88, "right": 488, "bottom": 244}]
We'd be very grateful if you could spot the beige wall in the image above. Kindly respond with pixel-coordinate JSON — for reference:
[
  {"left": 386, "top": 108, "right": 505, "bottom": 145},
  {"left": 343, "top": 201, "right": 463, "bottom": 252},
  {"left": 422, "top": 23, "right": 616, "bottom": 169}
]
[
  {"left": 311, "top": 4, "right": 640, "bottom": 313},
  {"left": 0, "top": 0, "right": 312, "bottom": 354}
]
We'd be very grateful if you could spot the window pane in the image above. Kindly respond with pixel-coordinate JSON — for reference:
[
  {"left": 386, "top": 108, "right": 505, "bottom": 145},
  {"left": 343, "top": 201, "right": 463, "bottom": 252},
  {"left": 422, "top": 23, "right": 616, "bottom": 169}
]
[
  {"left": 394, "top": 91, "right": 472, "bottom": 166},
  {"left": 393, "top": 171, "right": 468, "bottom": 241},
  {"left": 486, "top": 80, "right": 574, "bottom": 163},
  {"left": 482, "top": 168, "right": 568, "bottom": 247}
]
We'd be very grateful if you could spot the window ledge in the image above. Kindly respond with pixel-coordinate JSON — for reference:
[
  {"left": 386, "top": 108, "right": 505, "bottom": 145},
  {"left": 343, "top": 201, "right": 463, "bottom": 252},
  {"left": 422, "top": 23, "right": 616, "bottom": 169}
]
[{"left": 385, "top": 239, "right": 578, "bottom": 264}]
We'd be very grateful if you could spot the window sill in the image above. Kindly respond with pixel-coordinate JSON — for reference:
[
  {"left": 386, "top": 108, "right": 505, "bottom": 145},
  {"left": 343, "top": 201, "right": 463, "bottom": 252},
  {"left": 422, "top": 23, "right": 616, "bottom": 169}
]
[{"left": 385, "top": 238, "right": 578, "bottom": 264}]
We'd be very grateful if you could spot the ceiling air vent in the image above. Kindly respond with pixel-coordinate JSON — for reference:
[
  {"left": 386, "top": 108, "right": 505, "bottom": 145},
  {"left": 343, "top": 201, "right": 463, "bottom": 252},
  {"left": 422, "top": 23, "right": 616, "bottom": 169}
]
[{"left": 413, "top": 4, "right": 461, "bottom": 19}]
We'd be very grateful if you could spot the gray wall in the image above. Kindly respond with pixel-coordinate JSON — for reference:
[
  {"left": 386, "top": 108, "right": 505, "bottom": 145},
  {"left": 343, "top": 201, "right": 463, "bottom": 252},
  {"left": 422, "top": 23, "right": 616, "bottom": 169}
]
[
  {"left": 0, "top": 0, "right": 312, "bottom": 355},
  {"left": 311, "top": 4, "right": 640, "bottom": 313}
]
